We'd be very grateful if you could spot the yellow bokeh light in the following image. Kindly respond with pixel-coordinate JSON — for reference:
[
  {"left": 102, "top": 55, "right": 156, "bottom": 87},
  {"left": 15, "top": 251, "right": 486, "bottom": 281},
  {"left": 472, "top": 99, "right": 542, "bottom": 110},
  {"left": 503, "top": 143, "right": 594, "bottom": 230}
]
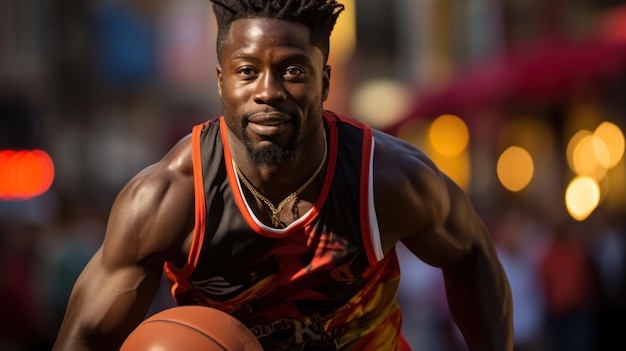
[
  {"left": 396, "top": 118, "right": 470, "bottom": 190},
  {"left": 497, "top": 146, "right": 534, "bottom": 192},
  {"left": 567, "top": 130, "right": 592, "bottom": 172},
  {"left": 428, "top": 114, "right": 469, "bottom": 156},
  {"left": 565, "top": 176, "right": 600, "bottom": 221},
  {"left": 592, "top": 135, "right": 612, "bottom": 168},
  {"left": 594, "top": 121, "right": 625, "bottom": 168},
  {"left": 572, "top": 134, "right": 609, "bottom": 180}
]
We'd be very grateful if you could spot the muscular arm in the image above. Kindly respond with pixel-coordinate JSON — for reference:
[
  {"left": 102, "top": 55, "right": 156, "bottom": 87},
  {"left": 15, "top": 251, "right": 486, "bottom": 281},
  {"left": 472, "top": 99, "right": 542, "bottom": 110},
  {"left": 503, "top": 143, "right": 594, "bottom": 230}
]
[
  {"left": 52, "top": 137, "right": 195, "bottom": 351},
  {"left": 403, "top": 174, "right": 513, "bottom": 350},
  {"left": 373, "top": 132, "right": 513, "bottom": 351}
]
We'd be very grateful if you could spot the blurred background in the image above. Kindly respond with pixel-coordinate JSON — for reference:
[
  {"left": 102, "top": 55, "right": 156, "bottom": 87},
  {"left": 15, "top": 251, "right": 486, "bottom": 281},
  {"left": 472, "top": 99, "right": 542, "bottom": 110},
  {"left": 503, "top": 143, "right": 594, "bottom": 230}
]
[{"left": 1, "top": 0, "right": 626, "bottom": 350}]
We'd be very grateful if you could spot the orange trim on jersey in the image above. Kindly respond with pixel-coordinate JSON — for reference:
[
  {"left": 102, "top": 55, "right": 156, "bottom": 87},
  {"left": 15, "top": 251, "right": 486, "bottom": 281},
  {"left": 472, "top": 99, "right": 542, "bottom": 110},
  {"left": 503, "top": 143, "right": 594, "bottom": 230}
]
[
  {"left": 189, "top": 123, "right": 209, "bottom": 269},
  {"left": 221, "top": 114, "right": 336, "bottom": 238},
  {"left": 167, "top": 122, "right": 208, "bottom": 280}
]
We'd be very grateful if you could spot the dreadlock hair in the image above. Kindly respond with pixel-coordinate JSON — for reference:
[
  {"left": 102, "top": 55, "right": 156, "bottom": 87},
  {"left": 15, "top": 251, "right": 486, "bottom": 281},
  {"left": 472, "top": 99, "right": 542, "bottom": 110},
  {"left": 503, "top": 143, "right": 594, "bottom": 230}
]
[{"left": 210, "top": 0, "right": 345, "bottom": 64}]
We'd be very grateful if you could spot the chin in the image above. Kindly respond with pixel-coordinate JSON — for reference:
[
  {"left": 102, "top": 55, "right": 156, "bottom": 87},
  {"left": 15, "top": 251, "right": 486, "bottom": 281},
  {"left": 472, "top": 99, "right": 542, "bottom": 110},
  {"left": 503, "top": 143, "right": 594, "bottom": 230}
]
[{"left": 247, "top": 142, "right": 295, "bottom": 167}]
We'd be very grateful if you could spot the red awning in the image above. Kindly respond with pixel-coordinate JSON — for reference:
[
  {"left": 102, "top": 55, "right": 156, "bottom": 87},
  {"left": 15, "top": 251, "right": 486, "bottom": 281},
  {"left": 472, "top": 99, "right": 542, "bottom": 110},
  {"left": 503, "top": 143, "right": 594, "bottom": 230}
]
[{"left": 385, "top": 5, "right": 626, "bottom": 135}]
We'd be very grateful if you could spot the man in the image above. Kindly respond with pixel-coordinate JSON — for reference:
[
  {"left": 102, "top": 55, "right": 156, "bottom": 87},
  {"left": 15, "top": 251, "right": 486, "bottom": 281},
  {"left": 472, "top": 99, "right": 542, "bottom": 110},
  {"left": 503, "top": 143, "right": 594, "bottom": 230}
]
[{"left": 53, "top": 1, "right": 513, "bottom": 350}]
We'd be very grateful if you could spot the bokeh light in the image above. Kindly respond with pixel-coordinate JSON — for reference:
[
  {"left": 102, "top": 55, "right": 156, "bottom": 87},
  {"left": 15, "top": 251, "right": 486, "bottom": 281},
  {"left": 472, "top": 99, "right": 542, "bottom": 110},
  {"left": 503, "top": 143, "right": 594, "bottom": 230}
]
[
  {"left": 428, "top": 114, "right": 469, "bottom": 156},
  {"left": 497, "top": 146, "right": 534, "bottom": 192},
  {"left": 352, "top": 79, "right": 412, "bottom": 129},
  {"left": 572, "top": 133, "right": 609, "bottom": 180},
  {"left": 593, "top": 121, "right": 625, "bottom": 168},
  {"left": 566, "top": 121, "right": 624, "bottom": 182},
  {"left": 566, "top": 129, "right": 592, "bottom": 173},
  {"left": 565, "top": 176, "right": 601, "bottom": 221},
  {"left": 0, "top": 149, "right": 55, "bottom": 200}
]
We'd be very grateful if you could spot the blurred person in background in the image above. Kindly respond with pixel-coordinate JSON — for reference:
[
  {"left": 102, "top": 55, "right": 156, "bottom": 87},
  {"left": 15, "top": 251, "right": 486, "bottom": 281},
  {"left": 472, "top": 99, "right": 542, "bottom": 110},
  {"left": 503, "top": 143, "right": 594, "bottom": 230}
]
[
  {"left": 52, "top": 1, "right": 513, "bottom": 350},
  {"left": 396, "top": 242, "right": 468, "bottom": 351},
  {"left": 494, "top": 206, "right": 546, "bottom": 351},
  {"left": 538, "top": 221, "right": 597, "bottom": 351}
]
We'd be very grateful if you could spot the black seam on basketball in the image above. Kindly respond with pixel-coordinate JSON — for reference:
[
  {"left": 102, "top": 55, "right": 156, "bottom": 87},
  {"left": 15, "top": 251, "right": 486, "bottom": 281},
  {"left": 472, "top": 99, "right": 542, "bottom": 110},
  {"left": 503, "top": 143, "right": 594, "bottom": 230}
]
[{"left": 141, "top": 320, "right": 228, "bottom": 351}]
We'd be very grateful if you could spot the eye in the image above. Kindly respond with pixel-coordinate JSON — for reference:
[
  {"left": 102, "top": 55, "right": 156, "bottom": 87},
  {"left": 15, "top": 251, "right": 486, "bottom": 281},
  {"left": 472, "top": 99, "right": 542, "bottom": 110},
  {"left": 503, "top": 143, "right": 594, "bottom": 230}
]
[
  {"left": 236, "top": 67, "right": 258, "bottom": 79},
  {"left": 284, "top": 66, "right": 305, "bottom": 79}
]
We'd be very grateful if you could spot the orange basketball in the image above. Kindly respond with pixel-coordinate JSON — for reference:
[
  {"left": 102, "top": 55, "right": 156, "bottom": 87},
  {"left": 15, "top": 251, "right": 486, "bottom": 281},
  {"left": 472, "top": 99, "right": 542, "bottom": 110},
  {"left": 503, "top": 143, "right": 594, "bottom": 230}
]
[{"left": 120, "top": 306, "right": 263, "bottom": 351}]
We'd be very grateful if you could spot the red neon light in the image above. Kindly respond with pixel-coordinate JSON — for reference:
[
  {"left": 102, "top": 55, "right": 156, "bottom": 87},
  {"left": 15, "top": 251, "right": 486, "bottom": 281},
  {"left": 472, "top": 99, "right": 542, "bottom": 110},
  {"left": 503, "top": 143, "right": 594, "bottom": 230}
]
[{"left": 0, "top": 149, "right": 55, "bottom": 200}]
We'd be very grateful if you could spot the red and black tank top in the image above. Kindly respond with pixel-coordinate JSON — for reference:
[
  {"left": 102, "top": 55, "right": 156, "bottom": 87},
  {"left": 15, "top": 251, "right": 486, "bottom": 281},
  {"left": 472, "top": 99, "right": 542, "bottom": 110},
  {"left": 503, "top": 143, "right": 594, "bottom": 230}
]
[{"left": 165, "top": 111, "right": 409, "bottom": 350}]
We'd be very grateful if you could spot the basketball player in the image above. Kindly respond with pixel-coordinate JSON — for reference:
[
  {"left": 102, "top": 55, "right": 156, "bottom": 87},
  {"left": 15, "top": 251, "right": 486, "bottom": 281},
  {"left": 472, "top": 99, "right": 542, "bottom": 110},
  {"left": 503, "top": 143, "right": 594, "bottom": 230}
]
[{"left": 53, "top": 1, "right": 513, "bottom": 350}]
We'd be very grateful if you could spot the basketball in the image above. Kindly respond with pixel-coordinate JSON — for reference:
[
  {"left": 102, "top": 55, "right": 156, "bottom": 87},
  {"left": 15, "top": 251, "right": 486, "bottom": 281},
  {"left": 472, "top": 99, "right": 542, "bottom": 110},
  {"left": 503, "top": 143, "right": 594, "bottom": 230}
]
[{"left": 120, "top": 306, "right": 263, "bottom": 351}]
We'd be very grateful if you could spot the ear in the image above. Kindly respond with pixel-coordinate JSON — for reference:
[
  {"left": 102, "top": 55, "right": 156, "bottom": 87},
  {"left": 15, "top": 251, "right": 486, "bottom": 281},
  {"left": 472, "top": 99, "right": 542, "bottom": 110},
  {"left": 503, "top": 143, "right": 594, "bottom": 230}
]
[
  {"left": 216, "top": 64, "right": 223, "bottom": 100},
  {"left": 321, "top": 65, "right": 331, "bottom": 102}
]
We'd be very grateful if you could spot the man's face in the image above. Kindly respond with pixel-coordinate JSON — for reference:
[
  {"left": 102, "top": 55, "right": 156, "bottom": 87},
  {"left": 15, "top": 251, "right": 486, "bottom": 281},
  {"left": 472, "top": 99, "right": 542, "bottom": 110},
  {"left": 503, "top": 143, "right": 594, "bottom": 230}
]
[{"left": 217, "top": 18, "right": 330, "bottom": 166}]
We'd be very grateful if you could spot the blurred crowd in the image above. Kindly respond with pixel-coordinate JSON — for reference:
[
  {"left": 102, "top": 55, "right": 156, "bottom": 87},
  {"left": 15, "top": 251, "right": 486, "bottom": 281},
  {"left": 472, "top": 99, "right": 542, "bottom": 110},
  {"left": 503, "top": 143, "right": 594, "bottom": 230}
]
[{"left": 396, "top": 203, "right": 626, "bottom": 351}]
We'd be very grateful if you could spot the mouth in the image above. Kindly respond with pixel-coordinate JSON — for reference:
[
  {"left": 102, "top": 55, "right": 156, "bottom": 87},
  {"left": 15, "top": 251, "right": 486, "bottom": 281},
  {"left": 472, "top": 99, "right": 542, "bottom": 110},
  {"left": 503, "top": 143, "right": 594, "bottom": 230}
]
[{"left": 246, "top": 112, "right": 292, "bottom": 137}]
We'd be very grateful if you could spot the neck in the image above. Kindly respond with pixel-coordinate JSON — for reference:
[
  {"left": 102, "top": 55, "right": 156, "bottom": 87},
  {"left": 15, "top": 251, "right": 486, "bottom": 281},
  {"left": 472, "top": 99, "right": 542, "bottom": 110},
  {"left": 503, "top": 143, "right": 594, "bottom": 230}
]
[
  {"left": 233, "top": 138, "right": 327, "bottom": 227},
  {"left": 229, "top": 128, "right": 327, "bottom": 204}
]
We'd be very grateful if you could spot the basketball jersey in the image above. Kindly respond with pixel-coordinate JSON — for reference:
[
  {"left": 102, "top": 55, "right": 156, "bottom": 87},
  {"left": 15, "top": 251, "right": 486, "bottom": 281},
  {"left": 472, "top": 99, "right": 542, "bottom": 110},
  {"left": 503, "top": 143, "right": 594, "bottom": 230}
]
[{"left": 164, "top": 111, "right": 410, "bottom": 351}]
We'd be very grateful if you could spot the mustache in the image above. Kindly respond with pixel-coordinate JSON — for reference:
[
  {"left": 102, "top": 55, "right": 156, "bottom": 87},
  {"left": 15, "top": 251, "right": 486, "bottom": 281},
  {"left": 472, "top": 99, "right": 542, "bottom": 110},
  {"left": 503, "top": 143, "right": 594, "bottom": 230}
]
[{"left": 241, "top": 108, "right": 291, "bottom": 122}]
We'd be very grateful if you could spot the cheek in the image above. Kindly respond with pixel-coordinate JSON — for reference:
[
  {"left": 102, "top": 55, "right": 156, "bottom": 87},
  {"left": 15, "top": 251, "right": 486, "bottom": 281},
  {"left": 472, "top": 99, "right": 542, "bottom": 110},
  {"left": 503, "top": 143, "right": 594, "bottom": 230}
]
[
  {"left": 221, "top": 82, "right": 251, "bottom": 110},
  {"left": 289, "top": 84, "right": 323, "bottom": 107}
]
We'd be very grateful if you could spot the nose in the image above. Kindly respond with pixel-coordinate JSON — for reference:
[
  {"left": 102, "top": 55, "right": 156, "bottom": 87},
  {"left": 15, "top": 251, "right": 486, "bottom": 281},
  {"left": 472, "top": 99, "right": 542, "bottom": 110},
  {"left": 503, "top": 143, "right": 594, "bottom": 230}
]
[{"left": 253, "top": 71, "right": 287, "bottom": 104}]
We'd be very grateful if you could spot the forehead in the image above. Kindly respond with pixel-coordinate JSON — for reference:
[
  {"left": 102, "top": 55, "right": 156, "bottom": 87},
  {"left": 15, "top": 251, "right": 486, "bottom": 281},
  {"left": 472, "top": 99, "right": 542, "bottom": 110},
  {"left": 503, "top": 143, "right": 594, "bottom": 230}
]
[{"left": 220, "top": 18, "right": 320, "bottom": 62}]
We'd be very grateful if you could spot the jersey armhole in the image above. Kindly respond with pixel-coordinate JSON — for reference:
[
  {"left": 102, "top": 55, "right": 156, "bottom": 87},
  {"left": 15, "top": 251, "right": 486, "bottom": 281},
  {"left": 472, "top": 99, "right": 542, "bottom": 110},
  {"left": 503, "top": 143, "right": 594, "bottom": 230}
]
[
  {"left": 360, "top": 128, "right": 385, "bottom": 265},
  {"left": 165, "top": 122, "right": 207, "bottom": 278}
]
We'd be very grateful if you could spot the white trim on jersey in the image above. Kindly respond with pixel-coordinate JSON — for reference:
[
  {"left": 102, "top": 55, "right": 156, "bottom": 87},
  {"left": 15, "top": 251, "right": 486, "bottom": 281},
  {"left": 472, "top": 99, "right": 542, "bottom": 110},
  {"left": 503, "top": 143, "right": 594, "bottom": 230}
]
[
  {"left": 232, "top": 159, "right": 312, "bottom": 234},
  {"left": 367, "top": 138, "right": 385, "bottom": 262}
]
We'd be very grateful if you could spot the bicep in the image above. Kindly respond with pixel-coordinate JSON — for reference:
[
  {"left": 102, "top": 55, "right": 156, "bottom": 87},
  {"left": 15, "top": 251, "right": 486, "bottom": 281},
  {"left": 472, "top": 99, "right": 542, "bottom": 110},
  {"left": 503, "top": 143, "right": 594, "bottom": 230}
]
[
  {"left": 372, "top": 133, "right": 496, "bottom": 266},
  {"left": 400, "top": 172, "right": 492, "bottom": 269}
]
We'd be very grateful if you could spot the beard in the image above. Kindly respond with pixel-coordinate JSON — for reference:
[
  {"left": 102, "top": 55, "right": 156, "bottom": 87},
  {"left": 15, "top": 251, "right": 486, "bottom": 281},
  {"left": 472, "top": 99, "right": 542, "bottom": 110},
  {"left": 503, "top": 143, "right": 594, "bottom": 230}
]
[
  {"left": 224, "top": 103, "right": 322, "bottom": 167},
  {"left": 236, "top": 119, "right": 296, "bottom": 167},
  {"left": 244, "top": 134, "right": 295, "bottom": 167}
]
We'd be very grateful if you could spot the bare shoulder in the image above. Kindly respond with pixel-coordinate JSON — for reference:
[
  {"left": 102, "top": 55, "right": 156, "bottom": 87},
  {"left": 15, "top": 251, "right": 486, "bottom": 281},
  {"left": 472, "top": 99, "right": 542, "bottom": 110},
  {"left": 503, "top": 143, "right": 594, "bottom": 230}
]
[
  {"left": 103, "top": 133, "right": 196, "bottom": 270},
  {"left": 371, "top": 130, "right": 449, "bottom": 248},
  {"left": 371, "top": 129, "right": 443, "bottom": 185},
  {"left": 372, "top": 129, "right": 493, "bottom": 268}
]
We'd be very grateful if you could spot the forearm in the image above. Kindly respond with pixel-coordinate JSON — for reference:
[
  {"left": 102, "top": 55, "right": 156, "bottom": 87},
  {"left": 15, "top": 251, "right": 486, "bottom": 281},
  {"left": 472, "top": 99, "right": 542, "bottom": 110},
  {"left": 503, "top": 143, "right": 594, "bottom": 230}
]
[
  {"left": 53, "top": 257, "right": 160, "bottom": 351},
  {"left": 443, "top": 249, "right": 514, "bottom": 351},
  {"left": 53, "top": 299, "right": 135, "bottom": 351}
]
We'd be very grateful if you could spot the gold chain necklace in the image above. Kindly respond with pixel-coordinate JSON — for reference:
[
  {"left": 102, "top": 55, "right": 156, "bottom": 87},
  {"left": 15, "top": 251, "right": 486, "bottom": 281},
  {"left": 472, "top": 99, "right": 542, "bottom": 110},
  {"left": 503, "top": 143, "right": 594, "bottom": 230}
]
[{"left": 233, "top": 136, "right": 327, "bottom": 227}]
